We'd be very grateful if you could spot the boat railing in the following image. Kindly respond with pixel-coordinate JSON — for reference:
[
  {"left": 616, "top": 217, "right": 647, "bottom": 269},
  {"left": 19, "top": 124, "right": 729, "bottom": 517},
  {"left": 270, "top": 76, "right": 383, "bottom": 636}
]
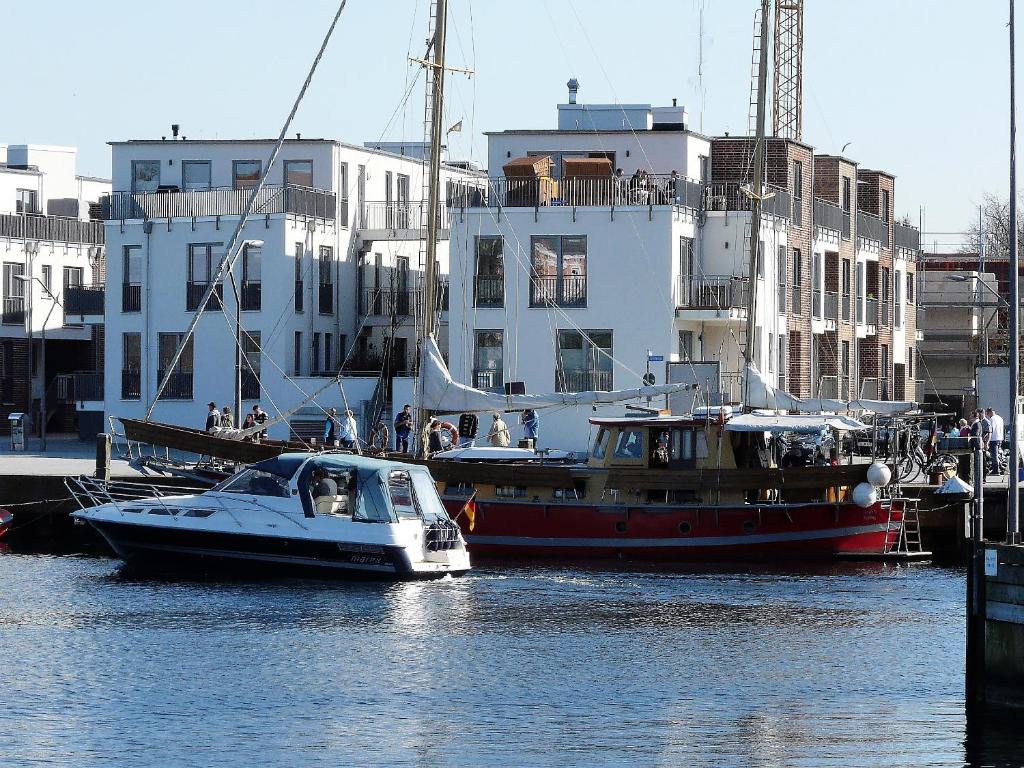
[{"left": 66, "top": 475, "right": 208, "bottom": 513}]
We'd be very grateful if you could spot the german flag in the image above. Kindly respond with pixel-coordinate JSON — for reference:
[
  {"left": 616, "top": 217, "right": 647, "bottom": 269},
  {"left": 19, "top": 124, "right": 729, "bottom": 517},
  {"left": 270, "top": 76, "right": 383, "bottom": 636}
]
[{"left": 458, "top": 494, "right": 477, "bottom": 532}]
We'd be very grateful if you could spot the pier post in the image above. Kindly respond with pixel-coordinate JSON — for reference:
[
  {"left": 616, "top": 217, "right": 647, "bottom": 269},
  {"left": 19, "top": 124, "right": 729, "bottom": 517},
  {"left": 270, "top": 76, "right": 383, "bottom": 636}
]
[
  {"left": 967, "top": 445, "right": 987, "bottom": 707},
  {"left": 95, "top": 432, "right": 111, "bottom": 483}
]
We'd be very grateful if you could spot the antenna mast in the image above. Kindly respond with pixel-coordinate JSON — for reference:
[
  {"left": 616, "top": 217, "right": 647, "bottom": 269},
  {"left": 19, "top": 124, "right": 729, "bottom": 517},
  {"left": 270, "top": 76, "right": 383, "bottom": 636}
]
[{"left": 772, "top": 0, "right": 804, "bottom": 141}]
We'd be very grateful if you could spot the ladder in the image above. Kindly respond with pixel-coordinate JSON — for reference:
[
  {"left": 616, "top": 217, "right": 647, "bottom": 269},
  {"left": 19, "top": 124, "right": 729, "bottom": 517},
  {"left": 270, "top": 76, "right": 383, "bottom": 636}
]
[{"left": 884, "top": 497, "right": 924, "bottom": 555}]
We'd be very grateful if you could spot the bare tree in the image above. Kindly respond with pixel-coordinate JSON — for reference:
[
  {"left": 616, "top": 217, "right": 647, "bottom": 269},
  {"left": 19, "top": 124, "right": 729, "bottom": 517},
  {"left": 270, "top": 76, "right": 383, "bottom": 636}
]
[{"left": 961, "top": 193, "right": 1024, "bottom": 259}]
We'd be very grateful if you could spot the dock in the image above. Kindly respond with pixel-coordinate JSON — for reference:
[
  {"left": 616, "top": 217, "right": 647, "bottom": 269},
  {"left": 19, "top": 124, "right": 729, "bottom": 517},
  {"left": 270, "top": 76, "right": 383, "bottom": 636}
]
[{"left": 969, "top": 541, "right": 1024, "bottom": 711}]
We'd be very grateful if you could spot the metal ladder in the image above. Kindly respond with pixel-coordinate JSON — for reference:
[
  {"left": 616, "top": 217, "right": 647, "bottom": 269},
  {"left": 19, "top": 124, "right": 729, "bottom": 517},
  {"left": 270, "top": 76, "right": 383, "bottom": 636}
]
[{"left": 884, "top": 497, "right": 924, "bottom": 555}]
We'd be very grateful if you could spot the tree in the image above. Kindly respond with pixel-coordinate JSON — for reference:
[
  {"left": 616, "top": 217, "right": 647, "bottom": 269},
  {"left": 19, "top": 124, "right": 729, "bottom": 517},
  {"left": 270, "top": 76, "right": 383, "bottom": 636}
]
[{"left": 961, "top": 193, "right": 1024, "bottom": 260}]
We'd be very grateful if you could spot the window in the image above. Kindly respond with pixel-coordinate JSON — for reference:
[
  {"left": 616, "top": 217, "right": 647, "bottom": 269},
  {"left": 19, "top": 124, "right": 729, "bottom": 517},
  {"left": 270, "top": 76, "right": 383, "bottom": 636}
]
[
  {"left": 777, "top": 245, "right": 787, "bottom": 313},
  {"left": 842, "top": 341, "right": 850, "bottom": 376},
  {"left": 856, "top": 261, "right": 865, "bottom": 323},
  {"left": 157, "top": 332, "right": 194, "bottom": 400},
  {"left": 324, "top": 333, "right": 333, "bottom": 374},
  {"left": 132, "top": 160, "right": 160, "bottom": 193},
  {"left": 474, "top": 236, "right": 504, "bottom": 308},
  {"left": 792, "top": 160, "right": 803, "bottom": 199},
  {"left": 530, "top": 235, "right": 587, "bottom": 307},
  {"left": 312, "top": 333, "right": 321, "bottom": 374},
  {"left": 284, "top": 159, "right": 313, "bottom": 188},
  {"left": 679, "top": 330, "right": 693, "bottom": 361},
  {"left": 396, "top": 174, "right": 410, "bottom": 228},
  {"left": 122, "top": 333, "right": 141, "bottom": 400},
  {"left": 881, "top": 266, "right": 891, "bottom": 326},
  {"left": 294, "top": 242, "right": 304, "bottom": 312},
  {"left": 792, "top": 248, "right": 803, "bottom": 315},
  {"left": 187, "top": 243, "right": 222, "bottom": 311},
  {"left": 474, "top": 330, "right": 504, "bottom": 391},
  {"left": 318, "top": 246, "right": 333, "bottom": 314},
  {"left": 241, "top": 331, "right": 260, "bottom": 400},
  {"left": 841, "top": 259, "right": 851, "bottom": 322},
  {"left": 612, "top": 429, "right": 645, "bottom": 460},
  {"left": 294, "top": 332, "right": 302, "bottom": 376},
  {"left": 217, "top": 469, "right": 290, "bottom": 498},
  {"left": 182, "top": 161, "right": 211, "bottom": 192},
  {"left": 556, "top": 330, "right": 612, "bottom": 392},
  {"left": 768, "top": 333, "right": 775, "bottom": 372},
  {"left": 881, "top": 345, "right": 890, "bottom": 385},
  {"left": 777, "top": 337, "right": 787, "bottom": 391},
  {"left": 842, "top": 177, "right": 851, "bottom": 213},
  {"left": 907, "top": 272, "right": 915, "bottom": 304},
  {"left": 757, "top": 241, "right": 765, "bottom": 279},
  {"left": 592, "top": 428, "right": 611, "bottom": 459},
  {"left": 233, "top": 160, "right": 261, "bottom": 189},
  {"left": 908, "top": 350, "right": 914, "bottom": 379},
  {"left": 241, "top": 244, "right": 262, "bottom": 311},
  {"left": 41, "top": 265, "right": 52, "bottom": 294},
  {"left": 679, "top": 236, "right": 695, "bottom": 305},
  {"left": 812, "top": 252, "right": 822, "bottom": 319},
  {"left": 882, "top": 189, "right": 890, "bottom": 222},
  {"left": 894, "top": 270, "right": 903, "bottom": 327},
  {"left": 3, "top": 262, "right": 25, "bottom": 325},
  {"left": 63, "top": 267, "right": 83, "bottom": 326},
  {"left": 16, "top": 189, "right": 39, "bottom": 214},
  {"left": 338, "top": 162, "right": 349, "bottom": 227}
]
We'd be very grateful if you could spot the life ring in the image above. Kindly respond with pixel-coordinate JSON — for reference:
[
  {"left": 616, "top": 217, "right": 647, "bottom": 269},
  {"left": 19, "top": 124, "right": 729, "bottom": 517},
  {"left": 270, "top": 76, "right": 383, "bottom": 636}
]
[{"left": 438, "top": 421, "right": 459, "bottom": 449}]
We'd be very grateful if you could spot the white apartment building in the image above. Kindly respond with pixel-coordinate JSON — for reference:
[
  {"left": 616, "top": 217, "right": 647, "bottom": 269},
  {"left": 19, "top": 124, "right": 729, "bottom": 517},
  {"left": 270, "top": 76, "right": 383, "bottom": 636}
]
[
  {"left": 98, "top": 136, "right": 483, "bottom": 438},
  {"left": 0, "top": 144, "right": 108, "bottom": 436}
]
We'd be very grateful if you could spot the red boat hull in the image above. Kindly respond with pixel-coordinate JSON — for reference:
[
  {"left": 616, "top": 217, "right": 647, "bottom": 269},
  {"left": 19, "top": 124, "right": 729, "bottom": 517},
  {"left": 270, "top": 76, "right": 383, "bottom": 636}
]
[
  {"left": 0, "top": 509, "right": 13, "bottom": 540},
  {"left": 442, "top": 498, "right": 900, "bottom": 561}
]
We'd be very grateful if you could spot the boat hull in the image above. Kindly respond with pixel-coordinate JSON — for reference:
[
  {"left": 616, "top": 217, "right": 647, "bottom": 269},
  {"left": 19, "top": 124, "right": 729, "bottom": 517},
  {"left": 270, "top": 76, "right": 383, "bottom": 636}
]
[
  {"left": 0, "top": 509, "right": 12, "bottom": 539},
  {"left": 84, "top": 519, "right": 462, "bottom": 580},
  {"left": 442, "top": 498, "right": 899, "bottom": 561}
]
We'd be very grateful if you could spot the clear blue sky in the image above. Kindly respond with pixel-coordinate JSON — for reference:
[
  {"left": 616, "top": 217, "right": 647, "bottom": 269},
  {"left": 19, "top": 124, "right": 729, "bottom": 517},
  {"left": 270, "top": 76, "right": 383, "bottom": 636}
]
[{"left": 3, "top": 0, "right": 1013, "bottom": 246}]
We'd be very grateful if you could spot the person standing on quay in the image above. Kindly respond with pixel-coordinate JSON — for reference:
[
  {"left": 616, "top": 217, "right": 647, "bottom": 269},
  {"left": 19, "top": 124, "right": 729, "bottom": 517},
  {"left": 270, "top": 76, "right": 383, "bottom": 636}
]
[
  {"left": 987, "top": 407, "right": 1005, "bottom": 475},
  {"left": 394, "top": 404, "right": 413, "bottom": 453}
]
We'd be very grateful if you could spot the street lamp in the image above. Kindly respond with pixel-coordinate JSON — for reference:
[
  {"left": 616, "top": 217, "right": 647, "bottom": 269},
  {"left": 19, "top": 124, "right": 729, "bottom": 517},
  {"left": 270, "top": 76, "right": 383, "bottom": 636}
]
[{"left": 14, "top": 274, "right": 61, "bottom": 452}]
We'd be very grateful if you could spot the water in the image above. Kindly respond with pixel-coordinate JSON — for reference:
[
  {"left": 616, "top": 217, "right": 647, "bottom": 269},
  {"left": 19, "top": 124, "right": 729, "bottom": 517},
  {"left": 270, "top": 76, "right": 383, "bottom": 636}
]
[{"left": 0, "top": 552, "right": 1020, "bottom": 767}]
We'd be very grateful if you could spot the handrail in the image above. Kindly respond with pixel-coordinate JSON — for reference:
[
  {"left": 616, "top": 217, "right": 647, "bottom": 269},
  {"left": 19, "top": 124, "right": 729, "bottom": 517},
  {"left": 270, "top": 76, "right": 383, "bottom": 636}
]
[
  {"left": 105, "top": 183, "right": 337, "bottom": 221},
  {"left": 0, "top": 212, "right": 104, "bottom": 245}
]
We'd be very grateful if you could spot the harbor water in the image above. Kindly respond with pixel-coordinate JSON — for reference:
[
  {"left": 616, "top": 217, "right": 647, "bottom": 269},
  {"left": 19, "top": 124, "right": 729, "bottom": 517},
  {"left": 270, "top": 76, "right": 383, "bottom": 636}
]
[{"left": 1, "top": 551, "right": 1020, "bottom": 767}]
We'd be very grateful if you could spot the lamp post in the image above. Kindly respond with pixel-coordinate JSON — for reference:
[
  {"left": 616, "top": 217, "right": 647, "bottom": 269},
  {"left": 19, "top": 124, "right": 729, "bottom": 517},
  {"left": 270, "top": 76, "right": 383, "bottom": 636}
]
[{"left": 15, "top": 274, "right": 61, "bottom": 452}]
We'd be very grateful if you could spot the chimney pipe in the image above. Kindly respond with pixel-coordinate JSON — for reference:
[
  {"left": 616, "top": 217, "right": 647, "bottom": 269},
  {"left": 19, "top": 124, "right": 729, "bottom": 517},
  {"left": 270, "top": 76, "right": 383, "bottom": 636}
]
[
  {"left": 567, "top": 77, "right": 579, "bottom": 105},
  {"left": 672, "top": 98, "right": 677, "bottom": 107},
  {"left": 171, "top": 124, "right": 180, "bottom": 139}
]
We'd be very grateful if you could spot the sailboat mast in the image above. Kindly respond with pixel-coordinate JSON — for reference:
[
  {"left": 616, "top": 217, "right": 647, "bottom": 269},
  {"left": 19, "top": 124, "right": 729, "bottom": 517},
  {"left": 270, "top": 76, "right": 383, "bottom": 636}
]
[
  {"left": 421, "top": 0, "right": 448, "bottom": 342},
  {"left": 743, "top": 0, "right": 771, "bottom": 410}
]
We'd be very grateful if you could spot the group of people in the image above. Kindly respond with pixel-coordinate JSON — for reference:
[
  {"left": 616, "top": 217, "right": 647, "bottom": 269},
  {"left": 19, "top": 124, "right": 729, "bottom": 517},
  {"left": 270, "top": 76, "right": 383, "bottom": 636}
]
[
  {"left": 388, "top": 404, "right": 540, "bottom": 457},
  {"left": 945, "top": 407, "right": 1007, "bottom": 475},
  {"left": 608, "top": 168, "right": 682, "bottom": 206},
  {"left": 205, "top": 401, "right": 268, "bottom": 439}
]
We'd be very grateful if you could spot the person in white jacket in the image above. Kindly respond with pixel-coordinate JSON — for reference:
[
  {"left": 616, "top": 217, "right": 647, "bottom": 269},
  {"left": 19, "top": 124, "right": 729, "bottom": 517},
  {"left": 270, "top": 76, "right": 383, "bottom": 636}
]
[{"left": 488, "top": 412, "right": 511, "bottom": 447}]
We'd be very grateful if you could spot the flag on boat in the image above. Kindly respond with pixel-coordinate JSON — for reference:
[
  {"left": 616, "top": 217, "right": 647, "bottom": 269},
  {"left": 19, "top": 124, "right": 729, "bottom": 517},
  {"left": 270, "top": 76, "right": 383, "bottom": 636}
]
[{"left": 458, "top": 495, "right": 477, "bottom": 531}]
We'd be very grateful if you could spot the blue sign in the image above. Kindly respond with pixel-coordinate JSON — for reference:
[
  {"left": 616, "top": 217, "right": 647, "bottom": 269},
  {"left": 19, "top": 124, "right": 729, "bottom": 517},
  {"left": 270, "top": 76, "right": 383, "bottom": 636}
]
[{"left": 648, "top": 354, "right": 664, "bottom": 362}]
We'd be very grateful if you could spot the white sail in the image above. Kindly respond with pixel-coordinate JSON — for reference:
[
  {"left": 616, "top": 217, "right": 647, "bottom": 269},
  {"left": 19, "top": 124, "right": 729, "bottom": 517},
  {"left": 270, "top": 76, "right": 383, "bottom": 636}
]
[
  {"left": 421, "top": 337, "right": 696, "bottom": 413},
  {"left": 743, "top": 363, "right": 917, "bottom": 415}
]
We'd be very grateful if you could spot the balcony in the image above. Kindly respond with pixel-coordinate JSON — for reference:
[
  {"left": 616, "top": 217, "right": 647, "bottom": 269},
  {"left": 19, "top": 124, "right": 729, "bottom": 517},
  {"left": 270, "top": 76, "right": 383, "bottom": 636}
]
[
  {"left": 121, "top": 370, "right": 141, "bottom": 400},
  {"left": 473, "top": 368, "right": 503, "bottom": 391},
  {"left": 105, "top": 184, "right": 337, "bottom": 221},
  {"left": 530, "top": 275, "right": 586, "bottom": 308},
  {"left": 704, "top": 183, "right": 792, "bottom": 219},
  {"left": 865, "top": 298, "right": 879, "bottom": 326},
  {"left": 824, "top": 291, "right": 839, "bottom": 323},
  {"left": 186, "top": 282, "right": 223, "bottom": 312},
  {"left": 677, "top": 275, "right": 750, "bottom": 313},
  {"left": 64, "top": 284, "right": 105, "bottom": 319},
  {"left": 841, "top": 292, "right": 851, "bottom": 322},
  {"left": 361, "top": 287, "right": 418, "bottom": 317},
  {"left": 241, "top": 281, "right": 262, "bottom": 312},
  {"left": 318, "top": 283, "right": 333, "bottom": 314},
  {"left": 556, "top": 368, "right": 612, "bottom": 393},
  {"left": 359, "top": 201, "right": 451, "bottom": 233},
  {"left": 2, "top": 297, "right": 25, "bottom": 325},
  {"left": 0, "top": 212, "right": 104, "bottom": 245},
  {"left": 857, "top": 211, "right": 889, "bottom": 245},
  {"left": 155, "top": 370, "right": 193, "bottom": 400},
  {"left": 73, "top": 371, "right": 104, "bottom": 402},
  {"left": 716, "top": 373, "right": 745, "bottom": 405},
  {"left": 122, "top": 283, "right": 142, "bottom": 313},
  {"left": 860, "top": 377, "right": 891, "bottom": 400},
  {"left": 894, "top": 223, "right": 921, "bottom": 251},
  {"left": 470, "top": 174, "right": 704, "bottom": 210},
  {"left": 812, "top": 197, "right": 845, "bottom": 235}
]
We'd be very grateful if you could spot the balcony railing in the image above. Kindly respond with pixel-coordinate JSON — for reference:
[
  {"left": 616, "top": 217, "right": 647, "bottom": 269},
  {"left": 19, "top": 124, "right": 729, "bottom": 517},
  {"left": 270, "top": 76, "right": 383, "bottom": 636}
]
[
  {"left": 677, "top": 275, "right": 750, "bottom": 310},
  {"left": 841, "top": 292, "right": 851, "bottom": 322},
  {"left": 475, "top": 275, "right": 504, "bottom": 308},
  {"left": 241, "top": 370, "right": 260, "bottom": 400},
  {"left": 64, "top": 284, "right": 105, "bottom": 317},
  {"left": 318, "top": 283, "right": 333, "bottom": 314},
  {"left": 812, "top": 288, "right": 823, "bottom": 319},
  {"left": 73, "top": 371, "right": 104, "bottom": 401},
  {"left": 473, "top": 368, "right": 504, "bottom": 391},
  {"left": 360, "top": 201, "right": 451, "bottom": 231},
  {"left": 812, "top": 197, "right": 845, "bottom": 234},
  {"left": 857, "top": 211, "right": 889, "bottom": 245},
  {"left": 824, "top": 291, "right": 839, "bottom": 321},
  {"left": 0, "top": 213, "right": 104, "bottom": 245},
  {"left": 894, "top": 223, "right": 921, "bottom": 251},
  {"left": 704, "top": 183, "right": 792, "bottom": 219},
  {"left": 105, "top": 184, "right": 337, "bottom": 221},
  {"left": 294, "top": 280, "right": 304, "bottom": 312},
  {"left": 121, "top": 370, "right": 141, "bottom": 400},
  {"left": 122, "top": 283, "right": 141, "bottom": 313},
  {"left": 361, "top": 287, "right": 418, "bottom": 317},
  {"left": 155, "top": 370, "right": 193, "bottom": 400},
  {"left": 718, "top": 373, "right": 745, "bottom": 405},
  {"left": 186, "top": 282, "right": 223, "bottom": 312},
  {"left": 556, "top": 368, "right": 612, "bottom": 393},
  {"left": 859, "top": 377, "right": 891, "bottom": 400},
  {"left": 865, "top": 298, "right": 879, "bottom": 325},
  {"left": 2, "top": 297, "right": 25, "bottom": 325},
  {"left": 465, "top": 174, "right": 704, "bottom": 210},
  {"left": 819, "top": 375, "right": 839, "bottom": 399},
  {"left": 241, "top": 282, "right": 261, "bottom": 312},
  {"left": 530, "top": 275, "right": 587, "bottom": 308},
  {"left": 792, "top": 284, "right": 803, "bottom": 315}
]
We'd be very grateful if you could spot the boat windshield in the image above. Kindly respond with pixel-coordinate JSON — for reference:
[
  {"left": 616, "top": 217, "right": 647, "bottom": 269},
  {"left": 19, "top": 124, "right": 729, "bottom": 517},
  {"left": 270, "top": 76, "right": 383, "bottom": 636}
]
[
  {"left": 215, "top": 469, "right": 291, "bottom": 498},
  {"left": 592, "top": 428, "right": 610, "bottom": 459}
]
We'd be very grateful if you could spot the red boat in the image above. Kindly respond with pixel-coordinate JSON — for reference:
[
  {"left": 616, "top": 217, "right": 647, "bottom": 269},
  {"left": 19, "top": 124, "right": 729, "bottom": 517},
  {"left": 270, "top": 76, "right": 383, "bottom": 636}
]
[
  {"left": 0, "top": 508, "right": 13, "bottom": 539},
  {"left": 435, "top": 413, "right": 915, "bottom": 561}
]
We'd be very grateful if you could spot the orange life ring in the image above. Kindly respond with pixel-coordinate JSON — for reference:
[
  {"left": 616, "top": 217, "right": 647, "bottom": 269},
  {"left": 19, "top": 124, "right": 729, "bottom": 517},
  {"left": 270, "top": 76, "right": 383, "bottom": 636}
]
[{"left": 438, "top": 421, "right": 459, "bottom": 449}]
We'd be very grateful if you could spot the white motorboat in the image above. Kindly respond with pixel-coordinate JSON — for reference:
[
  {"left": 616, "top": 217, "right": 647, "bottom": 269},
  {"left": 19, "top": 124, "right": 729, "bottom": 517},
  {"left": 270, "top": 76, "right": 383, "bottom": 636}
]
[{"left": 69, "top": 453, "right": 470, "bottom": 579}]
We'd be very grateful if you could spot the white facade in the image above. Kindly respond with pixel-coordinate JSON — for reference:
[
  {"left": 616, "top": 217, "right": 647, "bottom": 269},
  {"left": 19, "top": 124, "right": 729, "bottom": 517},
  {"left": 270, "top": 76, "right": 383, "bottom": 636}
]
[{"left": 101, "top": 138, "right": 483, "bottom": 438}]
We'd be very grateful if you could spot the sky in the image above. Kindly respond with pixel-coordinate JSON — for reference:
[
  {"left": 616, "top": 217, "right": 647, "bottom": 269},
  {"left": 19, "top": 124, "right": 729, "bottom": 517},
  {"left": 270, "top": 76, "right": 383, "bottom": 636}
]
[{"left": 3, "top": 0, "right": 1015, "bottom": 249}]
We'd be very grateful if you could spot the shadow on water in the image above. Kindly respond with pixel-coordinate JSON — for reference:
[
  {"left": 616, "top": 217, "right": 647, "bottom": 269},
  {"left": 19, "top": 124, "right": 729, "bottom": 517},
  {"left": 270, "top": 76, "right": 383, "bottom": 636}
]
[{"left": 965, "top": 705, "right": 1024, "bottom": 767}]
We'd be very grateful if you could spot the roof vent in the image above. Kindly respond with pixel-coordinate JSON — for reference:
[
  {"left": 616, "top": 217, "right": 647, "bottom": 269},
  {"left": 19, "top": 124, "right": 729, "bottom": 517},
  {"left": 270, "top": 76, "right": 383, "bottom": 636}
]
[
  {"left": 171, "top": 124, "right": 180, "bottom": 140},
  {"left": 567, "top": 77, "right": 579, "bottom": 105}
]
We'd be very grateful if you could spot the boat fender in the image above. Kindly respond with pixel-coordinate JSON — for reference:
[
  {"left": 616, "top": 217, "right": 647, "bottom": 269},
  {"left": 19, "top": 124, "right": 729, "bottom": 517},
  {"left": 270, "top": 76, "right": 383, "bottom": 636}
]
[
  {"left": 439, "top": 421, "right": 460, "bottom": 449},
  {"left": 866, "top": 462, "right": 891, "bottom": 487},
  {"left": 852, "top": 482, "right": 877, "bottom": 508}
]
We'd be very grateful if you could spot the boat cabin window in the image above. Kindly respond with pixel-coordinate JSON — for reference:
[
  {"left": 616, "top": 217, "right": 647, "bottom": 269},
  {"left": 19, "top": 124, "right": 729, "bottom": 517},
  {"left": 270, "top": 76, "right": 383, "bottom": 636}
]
[
  {"left": 217, "top": 469, "right": 290, "bottom": 498},
  {"left": 651, "top": 427, "right": 709, "bottom": 469},
  {"left": 310, "top": 467, "right": 356, "bottom": 516},
  {"left": 612, "top": 429, "right": 645, "bottom": 460},
  {"left": 387, "top": 471, "right": 421, "bottom": 519},
  {"left": 592, "top": 428, "right": 610, "bottom": 459}
]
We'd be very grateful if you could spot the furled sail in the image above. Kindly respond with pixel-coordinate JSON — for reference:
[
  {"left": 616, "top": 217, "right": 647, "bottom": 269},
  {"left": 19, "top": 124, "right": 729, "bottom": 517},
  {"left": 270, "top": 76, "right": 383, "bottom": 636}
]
[
  {"left": 743, "top": 363, "right": 917, "bottom": 415},
  {"left": 421, "top": 337, "right": 696, "bottom": 413}
]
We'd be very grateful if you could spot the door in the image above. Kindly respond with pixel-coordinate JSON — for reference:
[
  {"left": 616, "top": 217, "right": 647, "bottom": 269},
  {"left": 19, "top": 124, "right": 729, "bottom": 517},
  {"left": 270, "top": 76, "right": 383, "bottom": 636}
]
[
  {"left": 357, "top": 165, "right": 366, "bottom": 228},
  {"left": 385, "top": 171, "right": 394, "bottom": 228},
  {"left": 396, "top": 174, "right": 410, "bottom": 228}
]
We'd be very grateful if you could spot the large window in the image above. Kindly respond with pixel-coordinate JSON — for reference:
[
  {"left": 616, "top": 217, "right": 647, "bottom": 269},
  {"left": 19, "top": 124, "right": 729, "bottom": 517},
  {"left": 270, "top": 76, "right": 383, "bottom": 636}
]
[
  {"left": 556, "top": 330, "right": 612, "bottom": 392},
  {"left": 894, "top": 270, "right": 903, "bottom": 328},
  {"left": 187, "top": 243, "right": 222, "bottom": 311},
  {"left": 284, "top": 159, "right": 313, "bottom": 187},
  {"left": 339, "top": 162, "right": 349, "bottom": 227},
  {"left": 182, "top": 161, "right": 211, "bottom": 192},
  {"left": 3, "top": 262, "right": 25, "bottom": 325},
  {"left": 473, "top": 330, "right": 504, "bottom": 391},
  {"left": 293, "top": 331, "right": 303, "bottom": 376},
  {"left": 318, "top": 246, "right": 333, "bottom": 314},
  {"left": 157, "top": 333, "right": 194, "bottom": 400},
  {"left": 122, "top": 245, "right": 142, "bottom": 312},
  {"left": 132, "top": 160, "right": 160, "bottom": 193},
  {"left": 241, "top": 244, "right": 262, "bottom": 311},
  {"left": 16, "top": 189, "right": 39, "bottom": 214},
  {"left": 294, "top": 242, "right": 304, "bottom": 312},
  {"left": 63, "top": 267, "right": 83, "bottom": 326},
  {"left": 777, "top": 245, "right": 786, "bottom": 313},
  {"left": 792, "top": 248, "right": 803, "bottom": 315},
  {"left": 475, "top": 236, "right": 504, "bottom": 308},
  {"left": 530, "top": 235, "right": 587, "bottom": 307},
  {"left": 233, "top": 160, "right": 261, "bottom": 189},
  {"left": 241, "top": 331, "right": 260, "bottom": 400},
  {"left": 122, "top": 333, "right": 141, "bottom": 400}
]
